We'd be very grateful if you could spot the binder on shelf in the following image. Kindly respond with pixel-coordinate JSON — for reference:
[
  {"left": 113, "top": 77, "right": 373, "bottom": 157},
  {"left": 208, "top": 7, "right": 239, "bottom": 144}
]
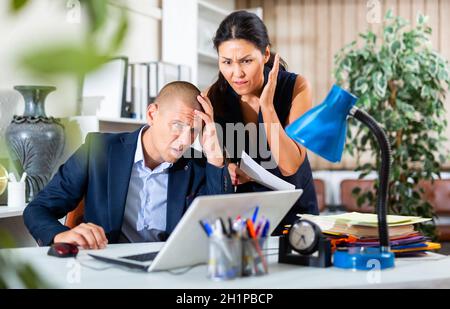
[
  {"left": 81, "top": 57, "right": 128, "bottom": 119},
  {"left": 148, "top": 61, "right": 192, "bottom": 103},
  {"left": 122, "top": 64, "right": 133, "bottom": 118},
  {"left": 124, "top": 61, "right": 192, "bottom": 121}
]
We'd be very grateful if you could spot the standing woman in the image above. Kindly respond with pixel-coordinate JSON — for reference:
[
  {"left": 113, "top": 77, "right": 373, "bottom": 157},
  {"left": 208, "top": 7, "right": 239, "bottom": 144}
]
[{"left": 205, "top": 10, "right": 318, "bottom": 224}]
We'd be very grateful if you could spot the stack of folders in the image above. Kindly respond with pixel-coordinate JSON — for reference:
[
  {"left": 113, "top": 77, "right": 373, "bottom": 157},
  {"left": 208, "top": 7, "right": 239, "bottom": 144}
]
[
  {"left": 300, "top": 212, "right": 441, "bottom": 257},
  {"left": 124, "top": 61, "right": 191, "bottom": 120},
  {"left": 199, "top": 207, "right": 271, "bottom": 279}
]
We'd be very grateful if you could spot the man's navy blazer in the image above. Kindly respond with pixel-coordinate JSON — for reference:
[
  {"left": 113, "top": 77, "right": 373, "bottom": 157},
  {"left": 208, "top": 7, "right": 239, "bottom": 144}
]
[{"left": 23, "top": 128, "right": 233, "bottom": 246}]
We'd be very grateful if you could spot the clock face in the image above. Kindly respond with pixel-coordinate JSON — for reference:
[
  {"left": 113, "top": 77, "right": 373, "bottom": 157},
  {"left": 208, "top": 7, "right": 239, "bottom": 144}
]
[{"left": 288, "top": 220, "right": 319, "bottom": 254}]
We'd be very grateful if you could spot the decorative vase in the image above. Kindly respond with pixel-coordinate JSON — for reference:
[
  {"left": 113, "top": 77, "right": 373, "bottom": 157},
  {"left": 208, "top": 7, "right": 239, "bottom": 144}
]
[{"left": 5, "top": 86, "right": 65, "bottom": 202}]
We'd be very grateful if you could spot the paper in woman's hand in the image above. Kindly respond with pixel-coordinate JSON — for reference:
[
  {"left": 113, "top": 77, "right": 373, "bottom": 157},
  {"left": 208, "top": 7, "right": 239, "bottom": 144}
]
[{"left": 239, "top": 151, "right": 295, "bottom": 191}]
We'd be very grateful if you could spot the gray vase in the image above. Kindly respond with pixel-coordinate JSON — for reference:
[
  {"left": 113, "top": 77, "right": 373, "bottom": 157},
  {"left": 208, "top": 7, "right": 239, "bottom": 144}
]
[{"left": 5, "top": 86, "right": 65, "bottom": 202}]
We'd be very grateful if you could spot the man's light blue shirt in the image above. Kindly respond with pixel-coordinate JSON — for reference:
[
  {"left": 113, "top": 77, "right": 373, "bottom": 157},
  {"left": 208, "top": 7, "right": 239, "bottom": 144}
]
[{"left": 120, "top": 127, "right": 172, "bottom": 242}]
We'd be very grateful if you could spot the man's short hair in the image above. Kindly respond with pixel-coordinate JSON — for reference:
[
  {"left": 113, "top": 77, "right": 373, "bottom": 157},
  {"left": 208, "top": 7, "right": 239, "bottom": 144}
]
[{"left": 155, "top": 81, "right": 202, "bottom": 111}]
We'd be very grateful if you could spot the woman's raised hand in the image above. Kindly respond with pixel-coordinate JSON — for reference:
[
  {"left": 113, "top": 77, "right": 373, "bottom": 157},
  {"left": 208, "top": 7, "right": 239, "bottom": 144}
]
[{"left": 259, "top": 53, "right": 280, "bottom": 110}]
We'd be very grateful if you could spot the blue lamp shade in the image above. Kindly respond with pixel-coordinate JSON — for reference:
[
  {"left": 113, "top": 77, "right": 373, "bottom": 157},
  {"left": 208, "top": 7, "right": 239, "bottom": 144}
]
[{"left": 285, "top": 85, "right": 359, "bottom": 163}]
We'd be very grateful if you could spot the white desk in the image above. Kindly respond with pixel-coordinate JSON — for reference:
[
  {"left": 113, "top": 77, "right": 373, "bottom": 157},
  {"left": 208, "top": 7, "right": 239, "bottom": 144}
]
[{"left": 2, "top": 238, "right": 450, "bottom": 289}]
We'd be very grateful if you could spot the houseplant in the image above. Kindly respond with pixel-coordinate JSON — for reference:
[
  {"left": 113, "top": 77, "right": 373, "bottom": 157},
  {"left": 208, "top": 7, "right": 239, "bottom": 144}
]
[{"left": 334, "top": 10, "right": 449, "bottom": 237}]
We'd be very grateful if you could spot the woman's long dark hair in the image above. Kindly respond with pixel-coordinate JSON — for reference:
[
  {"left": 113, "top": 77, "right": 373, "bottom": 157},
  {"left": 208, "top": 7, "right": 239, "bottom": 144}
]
[{"left": 208, "top": 10, "right": 287, "bottom": 117}]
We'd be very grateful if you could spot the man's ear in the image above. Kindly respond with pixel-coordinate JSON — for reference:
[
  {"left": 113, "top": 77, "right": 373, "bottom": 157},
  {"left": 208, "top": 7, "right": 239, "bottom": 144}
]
[
  {"left": 264, "top": 46, "right": 271, "bottom": 64},
  {"left": 146, "top": 103, "right": 158, "bottom": 126}
]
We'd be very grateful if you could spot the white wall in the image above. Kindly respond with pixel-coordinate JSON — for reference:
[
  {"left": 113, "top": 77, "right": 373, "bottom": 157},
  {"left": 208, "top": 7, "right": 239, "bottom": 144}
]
[
  {"left": 0, "top": 0, "right": 161, "bottom": 119},
  {"left": 207, "top": 0, "right": 235, "bottom": 11}
]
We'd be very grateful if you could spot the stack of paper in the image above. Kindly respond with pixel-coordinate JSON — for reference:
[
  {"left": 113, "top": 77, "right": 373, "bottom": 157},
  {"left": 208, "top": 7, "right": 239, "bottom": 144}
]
[{"left": 299, "top": 212, "right": 441, "bottom": 257}]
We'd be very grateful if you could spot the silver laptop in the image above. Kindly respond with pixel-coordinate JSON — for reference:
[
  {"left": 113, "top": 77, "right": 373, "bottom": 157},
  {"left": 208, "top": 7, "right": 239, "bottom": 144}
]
[{"left": 88, "top": 189, "right": 303, "bottom": 272}]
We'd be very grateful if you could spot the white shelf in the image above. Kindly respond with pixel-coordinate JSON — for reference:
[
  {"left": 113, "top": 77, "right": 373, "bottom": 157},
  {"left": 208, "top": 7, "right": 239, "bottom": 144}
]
[
  {"left": 198, "top": 0, "right": 230, "bottom": 17},
  {"left": 0, "top": 206, "right": 25, "bottom": 219},
  {"left": 97, "top": 117, "right": 147, "bottom": 125},
  {"left": 163, "top": 0, "right": 234, "bottom": 88},
  {"left": 198, "top": 50, "right": 218, "bottom": 64}
]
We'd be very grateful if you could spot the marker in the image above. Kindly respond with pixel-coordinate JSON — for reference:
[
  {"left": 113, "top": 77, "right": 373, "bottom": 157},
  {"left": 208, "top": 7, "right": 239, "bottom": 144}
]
[
  {"left": 246, "top": 219, "right": 257, "bottom": 239},
  {"left": 246, "top": 219, "right": 268, "bottom": 273},
  {"left": 228, "top": 217, "right": 235, "bottom": 236},
  {"left": 252, "top": 206, "right": 259, "bottom": 223},
  {"left": 261, "top": 220, "right": 270, "bottom": 238}
]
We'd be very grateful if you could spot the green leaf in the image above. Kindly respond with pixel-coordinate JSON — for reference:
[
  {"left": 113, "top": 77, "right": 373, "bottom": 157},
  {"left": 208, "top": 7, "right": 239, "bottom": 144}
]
[
  {"left": 417, "top": 13, "right": 429, "bottom": 26},
  {"left": 82, "top": 0, "right": 108, "bottom": 33},
  {"left": 19, "top": 45, "right": 108, "bottom": 77},
  {"left": 354, "top": 78, "right": 369, "bottom": 94},
  {"left": 109, "top": 10, "right": 129, "bottom": 52},
  {"left": 352, "top": 187, "right": 362, "bottom": 195},
  {"left": 9, "top": 0, "right": 29, "bottom": 12},
  {"left": 390, "top": 40, "right": 402, "bottom": 56},
  {"left": 372, "top": 71, "right": 387, "bottom": 98},
  {"left": 402, "top": 57, "right": 420, "bottom": 73},
  {"left": 385, "top": 9, "right": 394, "bottom": 20},
  {"left": 396, "top": 99, "right": 416, "bottom": 119}
]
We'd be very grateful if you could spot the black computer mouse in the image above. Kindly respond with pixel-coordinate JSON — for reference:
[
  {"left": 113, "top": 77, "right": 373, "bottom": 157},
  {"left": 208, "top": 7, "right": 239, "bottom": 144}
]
[{"left": 47, "top": 242, "right": 79, "bottom": 258}]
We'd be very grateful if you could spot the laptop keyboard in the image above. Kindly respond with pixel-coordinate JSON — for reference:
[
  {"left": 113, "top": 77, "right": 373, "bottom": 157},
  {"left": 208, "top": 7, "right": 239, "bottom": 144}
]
[{"left": 121, "top": 251, "right": 159, "bottom": 262}]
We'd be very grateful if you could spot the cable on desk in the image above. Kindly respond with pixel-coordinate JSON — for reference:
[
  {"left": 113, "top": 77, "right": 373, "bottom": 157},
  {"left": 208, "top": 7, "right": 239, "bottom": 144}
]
[
  {"left": 162, "top": 263, "right": 205, "bottom": 275},
  {"left": 75, "top": 256, "right": 144, "bottom": 273}
]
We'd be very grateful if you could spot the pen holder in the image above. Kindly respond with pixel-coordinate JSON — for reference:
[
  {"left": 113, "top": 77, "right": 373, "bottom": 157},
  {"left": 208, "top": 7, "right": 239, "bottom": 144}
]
[
  {"left": 207, "top": 236, "right": 242, "bottom": 281},
  {"left": 242, "top": 237, "right": 268, "bottom": 277}
]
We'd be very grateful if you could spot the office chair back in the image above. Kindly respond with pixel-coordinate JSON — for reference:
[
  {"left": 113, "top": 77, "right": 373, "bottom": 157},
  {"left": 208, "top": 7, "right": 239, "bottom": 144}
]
[
  {"left": 340, "top": 179, "right": 375, "bottom": 213},
  {"left": 419, "top": 179, "right": 450, "bottom": 241},
  {"left": 313, "top": 179, "right": 326, "bottom": 213},
  {"left": 65, "top": 199, "right": 85, "bottom": 229}
]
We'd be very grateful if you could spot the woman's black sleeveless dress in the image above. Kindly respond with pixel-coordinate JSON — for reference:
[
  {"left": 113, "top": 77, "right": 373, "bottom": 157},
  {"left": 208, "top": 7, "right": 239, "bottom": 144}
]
[{"left": 214, "top": 66, "right": 319, "bottom": 232}]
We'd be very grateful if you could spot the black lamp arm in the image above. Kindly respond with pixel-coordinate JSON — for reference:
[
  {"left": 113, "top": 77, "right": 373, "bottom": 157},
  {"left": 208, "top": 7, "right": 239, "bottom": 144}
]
[{"left": 349, "top": 107, "right": 392, "bottom": 250}]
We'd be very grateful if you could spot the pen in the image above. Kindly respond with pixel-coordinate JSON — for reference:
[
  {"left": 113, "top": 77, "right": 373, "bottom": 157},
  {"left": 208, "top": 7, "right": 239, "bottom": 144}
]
[
  {"left": 219, "top": 217, "right": 229, "bottom": 237},
  {"left": 234, "top": 161, "right": 240, "bottom": 192},
  {"left": 255, "top": 216, "right": 266, "bottom": 237},
  {"left": 261, "top": 220, "right": 270, "bottom": 238},
  {"left": 246, "top": 219, "right": 268, "bottom": 274},
  {"left": 213, "top": 219, "right": 234, "bottom": 262},
  {"left": 199, "top": 220, "right": 213, "bottom": 237}
]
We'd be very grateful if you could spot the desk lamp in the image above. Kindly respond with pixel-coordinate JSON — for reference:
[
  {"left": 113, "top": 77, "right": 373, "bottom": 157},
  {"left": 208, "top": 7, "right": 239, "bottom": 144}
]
[{"left": 285, "top": 85, "right": 395, "bottom": 270}]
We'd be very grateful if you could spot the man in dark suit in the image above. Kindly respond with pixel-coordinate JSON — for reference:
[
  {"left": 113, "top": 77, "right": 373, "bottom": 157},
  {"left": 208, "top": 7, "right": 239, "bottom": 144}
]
[{"left": 24, "top": 81, "right": 232, "bottom": 248}]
